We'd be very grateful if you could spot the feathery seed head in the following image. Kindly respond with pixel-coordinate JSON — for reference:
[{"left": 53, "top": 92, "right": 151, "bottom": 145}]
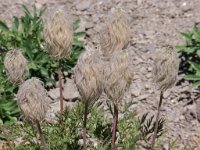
[
  {"left": 100, "top": 10, "right": 130, "bottom": 58},
  {"left": 104, "top": 50, "right": 132, "bottom": 106},
  {"left": 17, "top": 77, "right": 50, "bottom": 122},
  {"left": 44, "top": 10, "right": 73, "bottom": 60},
  {"left": 4, "top": 49, "right": 28, "bottom": 84},
  {"left": 74, "top": 47, "right": 103, "bottom": 105},
  {"left": 152, "top": 46, "right": 179, "bottom": 92}
]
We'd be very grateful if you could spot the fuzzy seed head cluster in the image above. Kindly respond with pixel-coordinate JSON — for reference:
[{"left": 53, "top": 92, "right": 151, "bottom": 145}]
[
  {"left": 44, "top": 10, "right": 73, "bottom": 60},
  {"left": 74, "top": 48, "right": 103, "bottom": 105},
  {"left": 103, "top": 50, "right": 132, "bottom": 106},
  {"left": 17, "top": 77, "right": 50, "bottom": 122},
  {"left": 100, "top": 11, "right": 130, "bottom": 58},
  {"left": 4, "top": 49, "right": 28, "bottom": 84},
  {"left": 152, "top": 46, "right": 179, "bottom": 92}
]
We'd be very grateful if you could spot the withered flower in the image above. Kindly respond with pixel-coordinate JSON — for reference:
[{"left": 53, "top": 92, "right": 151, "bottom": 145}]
[
  {"left": 100, "top": 10, "right": 130, "bottom": 58},
  {"left": 17, "top": 77, "right": 49, "bottom": 121},
  {"left": 104, "top": 50, "right": 132, "bottom": 106},
  {"left": 152, "top": 46, "right": 179, "bottom": 92},
  {"left": 44, "top": 10, "right": 73, "bottom": 59},
  {"left": 4, "top": 49, "right": 28, "bottom": 84}
]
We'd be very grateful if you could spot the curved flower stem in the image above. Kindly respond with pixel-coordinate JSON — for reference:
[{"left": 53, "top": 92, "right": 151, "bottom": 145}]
[
  {"left": 36, "top": 120, "right": 47, "bottom": 150},
  {"left": 83, "top": 102, "right": 88, "bottom": 150},
  {"left": 111, "top": 104, "right": 118, "bottom": 150},
  {"left": 58, "top": 60, "right": 64, "bottom": 112},
  {"left": 151, "top": 91, "right": 163, "bottom": 150}
]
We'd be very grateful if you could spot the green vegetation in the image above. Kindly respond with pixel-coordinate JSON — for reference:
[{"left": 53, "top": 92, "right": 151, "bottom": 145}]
[
  {"left": 177, "top": 25, "right": 200, "bottom": 87},
  {"left": 1, "top": 103, "right": 165, "bottom": 149}
]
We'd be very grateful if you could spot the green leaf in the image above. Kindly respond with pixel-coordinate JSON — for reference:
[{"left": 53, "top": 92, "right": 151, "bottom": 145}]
[
  {"left": 0, "top": 20, "right": 9, "bottom": 32},
  {"left": 189, "top": 61, "right": 200, "bottom": 74},
  {"left": 181, "top": 32, "right": 193, "bottom": 43},
  {"left": 12, "top": 16, "right": 19, "bottom": 32},
  {"left": 176, "top": 45, "right": 197, "bottom": 53},
  {"left": 74, "top": 32, "right": 86, "bottom": 38},
  {"left": 185, "top": 74, "right": 200, "bottom": 80},
  {"left": 73, "top": 19, "right": 80, "bottom": 31},
  {"left": 192, "top": 81, "right": 200, "bottom": 87}
]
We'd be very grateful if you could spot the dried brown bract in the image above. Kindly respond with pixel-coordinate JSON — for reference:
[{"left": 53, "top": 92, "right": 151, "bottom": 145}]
[
  {"left": 74, "top": 47, "right": 103, "bottom": 105},
  {"left": 103, "top": 50, "right": 132, "bottom": 106},
  {"left": 152, "top": 46, "right": 179, "bottom": 92},
  {"left": 17, "top": 77, "right": 50, "bottom": 122},
  {"left": 44, "top": 10, "right": 73, "bottom": 59},
  {"left": 4, "top": 49, "right": 28, "bottom": 84},
  {"left": 100, "top": 10, "right": 130, "bottom": 58}
]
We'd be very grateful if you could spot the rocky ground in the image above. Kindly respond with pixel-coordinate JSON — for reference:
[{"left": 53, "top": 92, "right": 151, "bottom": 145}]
[{"left": 1, "top": 0, "right": 200, "bottom": 149}]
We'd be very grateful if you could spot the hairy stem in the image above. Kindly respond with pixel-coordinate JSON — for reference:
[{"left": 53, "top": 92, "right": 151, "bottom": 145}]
[
  {"left": 111, "top": 104, "right": 118, "bottom": 150},
  {"left": 83, "top": 103, "right": 88, "bottom": 150},
  {"left": 58, "top": 61, "right": 64, "bottom": 112},
  {"left": 36, "top": 120, "right": 47, "bottom": 150},
  {"left": 151, "top": 91, "right": 163, "bottom": 150}
]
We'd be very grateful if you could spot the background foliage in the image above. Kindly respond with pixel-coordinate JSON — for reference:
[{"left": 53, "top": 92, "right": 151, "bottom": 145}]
[{"left": 177, "top": 25, "right": 200, "bottom": 87}]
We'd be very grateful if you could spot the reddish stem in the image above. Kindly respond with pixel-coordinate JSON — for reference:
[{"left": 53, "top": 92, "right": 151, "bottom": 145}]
[
  {"left": 58, "top": 61, "right": 64, "bottom": 112},
  {"left": 83, "top": 103, "right": 88, "bottom": 150},
  {"left": 36, "top": 120, "right": 47, "bottom": 150},
  {"left": 111, "top": 104, "right": 118, "bottom": 150},
  {"left": 151, "top": 91, "right": 163, "bottom": 150}
]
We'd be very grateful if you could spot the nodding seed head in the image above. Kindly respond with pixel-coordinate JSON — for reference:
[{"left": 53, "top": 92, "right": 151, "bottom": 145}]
[
  {"left": 100, "top": 10, "right": 130, "bottom": 58},
  {"left": 152, "top": 46, "right": 179, "bottom": 92},
  {"left": 103, "top": 50, "right": 132, "bottom": 106},
  {"left": 44, "top": 10, "right": 73, "bottom": 60},
  {"left": 74, "top": 47, "right": 103, "bottom": 105},
  {"left": 4, "top": 49, "right": 28, "bottom": 84},
  {"left": 17, "top": 77, "right": 50, "bottom": 122}
]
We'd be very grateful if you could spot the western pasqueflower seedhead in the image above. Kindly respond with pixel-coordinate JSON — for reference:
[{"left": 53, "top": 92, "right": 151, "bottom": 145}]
[
  {"left": 74, "top": 47, "right": 103, "bottom": 105},
  {"left": 4, "top": 49, "right": 28, "bottom": 84},
  {"left": 17, "top": 77, "right": 50, "bottom": 121},
  {"left": 152, "top": 46, "right": 179, "bottom": 92},
  {"left": 100, "top": 10, "right": 130, "bottom": 58},
  {"left": 44, "top": 10, "right": 73, "bottom": 59},
  {"left": 103, "top": 50, "right": 132, "bottom": 106}
]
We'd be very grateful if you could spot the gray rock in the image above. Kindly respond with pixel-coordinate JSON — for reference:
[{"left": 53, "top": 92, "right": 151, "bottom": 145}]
[
  {"left": 76, "top": 0, "right": 92, "bottom": 11},
  {"left": 48, "top": 88, "right": 60, "bottom": 100},
  {"left": 63, "top": 78, "right": 80, "bottom": 101},
  {"left": 131, "top": 88, "right": 141, "bottom": 97}
]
